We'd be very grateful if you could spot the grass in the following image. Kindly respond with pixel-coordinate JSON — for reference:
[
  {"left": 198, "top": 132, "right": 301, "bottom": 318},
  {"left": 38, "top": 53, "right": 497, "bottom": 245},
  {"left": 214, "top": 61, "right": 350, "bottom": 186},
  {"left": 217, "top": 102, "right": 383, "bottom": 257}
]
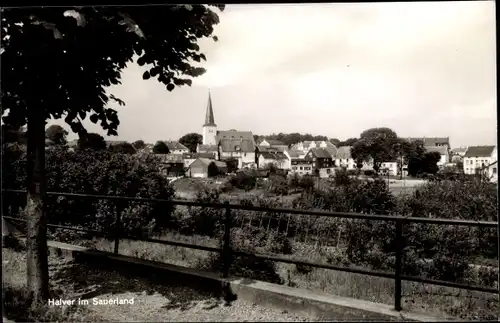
[{"left": 75, "top": 231, "right": 498, "bottom": 321}]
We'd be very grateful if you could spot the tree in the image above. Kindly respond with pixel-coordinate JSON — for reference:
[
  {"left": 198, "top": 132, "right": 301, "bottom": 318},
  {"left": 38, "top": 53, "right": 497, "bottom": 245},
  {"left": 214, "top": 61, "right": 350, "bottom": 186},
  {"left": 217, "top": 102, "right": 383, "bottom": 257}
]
[
  {"left": 351, "top": 128, "right": 398, "bottom": 173},
  {"left": 132, "top": 140, "right": 146, "bottom": 150},
  {"left": 45, "top": 125, "right": 68, "bottom": 146},
  {"left": 350, "top": 142, "right": 370, "bottom": 170},
  {"left": 1, "top": 5, "right": 223, "bottom": 307},
  {"left": 179, "top": 133, "right": 202, "bottom": 153},
  {"left": 77, "top": 133, "right": 107, "bottom": 151},
  {"left": 338, "top": 138, "right": 358, "bottom": 147},
  {"left": 1, "top": 124, "right": 27, "bottom": 145},
  {"left": 153, "top": 141, "right": 169, "bottom": 154},
  {"left": 225, "top": 157, "right": 239, "bottom": 173},
  {"left": 109, "top": 141, "right": 136, "bottom": 154},
  {"left": 405, "top": 140, "right": 427, "bottom": 177},
  {"left": 420, "top": 151, "right": 441, "bottom": 175},
  {"left": 207, "top": 161, "right": 219, "bottom": 177},
  {"left": 329, "top": 138, "right": 340, "bottom": 146},
  {"left": 393, "top": 138, "right": 413, "bottom": 179}
]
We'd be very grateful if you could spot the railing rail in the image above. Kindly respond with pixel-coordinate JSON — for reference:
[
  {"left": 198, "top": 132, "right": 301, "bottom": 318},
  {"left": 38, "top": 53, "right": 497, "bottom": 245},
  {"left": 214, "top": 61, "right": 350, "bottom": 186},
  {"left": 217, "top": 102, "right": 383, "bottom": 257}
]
[{"left": 2, "top": 188, "right": 499, "bottom": 312}]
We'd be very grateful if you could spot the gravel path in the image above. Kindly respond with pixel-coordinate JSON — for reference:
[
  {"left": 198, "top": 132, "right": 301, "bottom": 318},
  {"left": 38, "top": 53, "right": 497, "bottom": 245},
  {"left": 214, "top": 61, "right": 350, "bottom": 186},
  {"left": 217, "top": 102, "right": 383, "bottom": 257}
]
[
  {"left": 82, "top": 290, "right": 311, "bottom": 322},
  {"left": 4, "top": 249, "right": 311, "bottom": 322}
]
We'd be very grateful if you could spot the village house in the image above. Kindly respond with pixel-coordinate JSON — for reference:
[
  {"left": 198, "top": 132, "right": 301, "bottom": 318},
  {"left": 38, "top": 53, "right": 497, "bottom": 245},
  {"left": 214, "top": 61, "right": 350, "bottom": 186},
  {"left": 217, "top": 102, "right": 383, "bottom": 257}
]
[
  {"left": 334, "top": 146, "right": 356, "bottom": 170},
  {"left": 258, "top": 139, "right": 288, "bottom": 152},
  {"left": 407, "top": 137, "right": 451, "bottom": 163},
  {"left": 257, "top": 151, "right": 289, "bottom": 170},
  {"left": 164, "top": 141, "right": 189, "bottom": 155},
  {"left": 196, "top": 144, "right": 219, "bottom": 159},
  {"left": 291, "top": 140, "right": 337, "bottom": 156},
  {"left": 463, "top": 145, "right": 497, "bottom": 175},
  {"left": 182, "top": 152, "right": 215, "bottom": 168},
  {"left": 450, "top": 147, "right": 467, "bottom": 163},
  {"left": 380, "top": 161, "right": 398, "bottom": 176},
  {"left": 485, "top": 161, "right": 498, "bottom": 183},
  {"left": 286, "top": 150, "right": 313, "bottom": 176},
  {"left": 304, "top": 147, "right": 335, "bottom": 178},
  {"left": 187, "top": 158, "right": 228, "bottom": 178},
  {"left": 156, "top": 154, "right": 184, "bottom": 177}
]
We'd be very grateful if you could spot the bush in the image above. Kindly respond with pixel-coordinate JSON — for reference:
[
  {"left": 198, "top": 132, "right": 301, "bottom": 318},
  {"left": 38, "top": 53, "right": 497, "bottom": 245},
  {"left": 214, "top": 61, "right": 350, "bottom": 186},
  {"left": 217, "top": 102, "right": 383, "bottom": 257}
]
[
  {"left": 364, "top": 169, "right": 375, "bottom": 176},
  {"left": 177, "top": 184, "right": 225, "bottom": 237},
  {"left": 229, "top": 171, "right": 256, "bottom": 191},
  {"left": 266, "top": 174, "right": 288, "bottom": 195},
  {"left": 199, "top": 227, "right": 290, "bottom": 285},
  {"left": 299, "top": 174, "right": 315, "bottom": 191},
  {"left": 333, "top": 168, "right": 351, "bottom": 186},
  {"left": 207, "top": 161, "right": 220, "bottom": 177}
]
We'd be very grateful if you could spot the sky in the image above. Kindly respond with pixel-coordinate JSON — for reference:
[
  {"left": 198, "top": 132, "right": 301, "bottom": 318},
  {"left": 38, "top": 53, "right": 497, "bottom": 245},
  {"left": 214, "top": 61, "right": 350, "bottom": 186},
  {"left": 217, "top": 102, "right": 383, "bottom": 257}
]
[{"left": 52, "top": 1, "right": 496, "bottom": 148}]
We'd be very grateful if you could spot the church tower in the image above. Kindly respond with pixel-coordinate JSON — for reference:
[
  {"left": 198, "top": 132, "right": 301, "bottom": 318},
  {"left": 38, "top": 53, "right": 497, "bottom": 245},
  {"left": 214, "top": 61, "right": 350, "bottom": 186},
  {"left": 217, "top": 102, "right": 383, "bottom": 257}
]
[{"left": 202, "top": 91, "right": 217, "bottom": 145}]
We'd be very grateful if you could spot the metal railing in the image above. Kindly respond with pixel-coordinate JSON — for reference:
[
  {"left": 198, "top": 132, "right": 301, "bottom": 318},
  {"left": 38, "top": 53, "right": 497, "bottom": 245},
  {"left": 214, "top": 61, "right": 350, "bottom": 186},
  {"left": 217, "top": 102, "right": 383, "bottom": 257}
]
[{"left": 2, "top": 189, "right": 499, "bottom": 312}]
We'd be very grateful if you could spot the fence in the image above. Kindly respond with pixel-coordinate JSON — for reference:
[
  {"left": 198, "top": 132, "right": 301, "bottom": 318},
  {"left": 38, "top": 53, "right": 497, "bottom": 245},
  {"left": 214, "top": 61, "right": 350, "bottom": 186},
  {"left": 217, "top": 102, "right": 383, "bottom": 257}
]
[{"left": 2, "top": 189, "right": 499, "bottom": 312}]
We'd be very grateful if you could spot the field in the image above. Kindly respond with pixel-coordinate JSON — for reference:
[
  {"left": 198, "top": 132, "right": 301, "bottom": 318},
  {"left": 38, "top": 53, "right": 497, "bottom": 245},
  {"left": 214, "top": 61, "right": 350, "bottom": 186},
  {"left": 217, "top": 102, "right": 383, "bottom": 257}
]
[{"left": 171, "top": 176, "right": 424, "bottom": 201}]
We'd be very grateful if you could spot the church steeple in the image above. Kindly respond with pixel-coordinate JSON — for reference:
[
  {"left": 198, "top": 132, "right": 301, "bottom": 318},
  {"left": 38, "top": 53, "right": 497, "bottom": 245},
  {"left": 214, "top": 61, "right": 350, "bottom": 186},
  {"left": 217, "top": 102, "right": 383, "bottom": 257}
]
[
  {"left": 203, "top": 90, "right": 216, "bottom": 127},
  {"left": 202, "top": 90, "right": 217, "bottom": 146}
]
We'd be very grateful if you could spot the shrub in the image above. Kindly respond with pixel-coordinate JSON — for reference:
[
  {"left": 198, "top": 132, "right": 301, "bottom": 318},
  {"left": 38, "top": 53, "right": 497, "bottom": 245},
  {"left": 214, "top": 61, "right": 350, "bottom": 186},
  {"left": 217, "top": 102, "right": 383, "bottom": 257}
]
[
  {"left": 207, "top": 161, "right": 220, "bottom": 177},
  {"left": 199, "top": 227, "right": 290, "bottom": 285},
  {"left": 333, "top": 167, "right": 351, "bottom": 186},
  {"left": 266, "top": 174, "right": 288, "bottom": 195},
  {"left": 229, "top": 171, "right": 256, "bottom": 191},
  {"left": 364, "top": 169, "right": 375, "bottom": 176},
  {"left": 299, "top": 174, "right": 315, "bottom": 191},
  {"left": 288, "top": 172, "right": 300, "bottom": 189}
]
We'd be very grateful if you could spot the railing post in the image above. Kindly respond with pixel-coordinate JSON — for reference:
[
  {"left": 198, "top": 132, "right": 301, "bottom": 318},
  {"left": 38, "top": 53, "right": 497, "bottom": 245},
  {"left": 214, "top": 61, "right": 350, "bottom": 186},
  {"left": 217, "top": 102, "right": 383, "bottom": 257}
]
[
  {"left": 394, "top": 219, "right": 403, "bottom": 311},
  {"left": 222, "top": 206, "right": 232, "bottom": 278},
  {"left": 114, "top": 202, "right": 122, "bottom": 254}
]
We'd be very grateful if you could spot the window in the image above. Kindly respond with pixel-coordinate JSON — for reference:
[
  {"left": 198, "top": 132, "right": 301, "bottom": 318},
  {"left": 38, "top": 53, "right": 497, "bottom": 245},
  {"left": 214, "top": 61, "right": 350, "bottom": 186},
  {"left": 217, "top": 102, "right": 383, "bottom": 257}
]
[
  {"left": 292, "top": 166, "right": 297, "bottom": 170},
  {"left": 299, "top": 166, "right": 303, "bottom": 170},
  {"left": 493, "top": 168, "right": 497, "bottom": 174}
]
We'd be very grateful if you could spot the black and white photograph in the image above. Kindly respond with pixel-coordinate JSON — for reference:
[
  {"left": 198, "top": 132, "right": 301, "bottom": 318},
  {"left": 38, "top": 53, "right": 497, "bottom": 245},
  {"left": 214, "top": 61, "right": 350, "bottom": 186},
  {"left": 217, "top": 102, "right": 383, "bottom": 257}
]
[{"left": 1, "top": 1, "right": 498, "bottom": 322}]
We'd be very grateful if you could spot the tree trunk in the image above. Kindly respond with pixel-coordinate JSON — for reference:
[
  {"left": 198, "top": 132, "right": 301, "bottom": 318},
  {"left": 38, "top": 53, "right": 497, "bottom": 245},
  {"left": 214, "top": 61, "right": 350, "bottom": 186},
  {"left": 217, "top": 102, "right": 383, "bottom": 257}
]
[{"left": 25, "top": 106, "right": 50, "bottom": 308}]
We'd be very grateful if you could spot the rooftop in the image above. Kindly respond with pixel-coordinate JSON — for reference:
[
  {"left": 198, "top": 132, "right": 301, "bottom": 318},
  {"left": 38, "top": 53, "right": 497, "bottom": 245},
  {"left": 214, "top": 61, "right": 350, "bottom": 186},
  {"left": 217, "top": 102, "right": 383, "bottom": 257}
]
[{"left": 464, "top": 146, "right": 496, "bottom": 158}]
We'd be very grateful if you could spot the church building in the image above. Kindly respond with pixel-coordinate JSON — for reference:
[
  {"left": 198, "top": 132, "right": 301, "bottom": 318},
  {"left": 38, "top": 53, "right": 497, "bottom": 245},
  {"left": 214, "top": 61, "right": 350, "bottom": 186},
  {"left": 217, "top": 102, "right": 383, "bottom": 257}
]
[{"left": 197, "top": 92, "right": 257, "bottom": 170}]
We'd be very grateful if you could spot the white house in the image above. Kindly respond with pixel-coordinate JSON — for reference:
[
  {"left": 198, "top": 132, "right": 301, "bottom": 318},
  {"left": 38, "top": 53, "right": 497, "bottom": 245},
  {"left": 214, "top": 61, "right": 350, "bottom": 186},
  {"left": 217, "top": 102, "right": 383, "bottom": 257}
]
[
  {"left": 334, "top": 146, "right": 356, "bottom": 170},
  {"left": 217, "top": 130, "right": 256, "bottom": 169},
  {"left": 451, "top": 147, "right": 467, "bottom": 163},
  {"left": 258, "top": 151, "right": 290, "bottom": 170},
  {"left": 380, "top": 161, "right": 398, "bottom": 176},
  {"left": 164, "top": 141, "right": 189, "bottom": 155},
  {"left": 182, "top": 152, "right": 215, "bottom": 168},
  {"left": 286, "top": 150, "right": 313, "bottom": 175},
  {"left": 463, "top": 145, "right": 497, "bottom": 175},
  {"left": 486, "top": 161, "right": 498, "bottom": 183},
  {"left": 187, "top": 158, "right": 227, "bottom": 178}
]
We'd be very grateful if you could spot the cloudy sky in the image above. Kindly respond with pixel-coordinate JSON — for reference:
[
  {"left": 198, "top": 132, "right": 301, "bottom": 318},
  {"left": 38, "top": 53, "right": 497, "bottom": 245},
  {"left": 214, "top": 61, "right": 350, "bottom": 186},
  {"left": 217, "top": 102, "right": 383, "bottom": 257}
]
[{"left": 55, "top": 1, "right": 496, "bottom": 148}]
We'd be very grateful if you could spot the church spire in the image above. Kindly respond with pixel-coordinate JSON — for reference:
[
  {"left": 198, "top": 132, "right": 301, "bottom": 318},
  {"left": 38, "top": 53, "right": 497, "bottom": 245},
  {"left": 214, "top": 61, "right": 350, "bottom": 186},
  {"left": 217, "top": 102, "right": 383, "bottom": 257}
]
[{"left": 203, "top": 90, "right": 216, "bottom": 127}]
